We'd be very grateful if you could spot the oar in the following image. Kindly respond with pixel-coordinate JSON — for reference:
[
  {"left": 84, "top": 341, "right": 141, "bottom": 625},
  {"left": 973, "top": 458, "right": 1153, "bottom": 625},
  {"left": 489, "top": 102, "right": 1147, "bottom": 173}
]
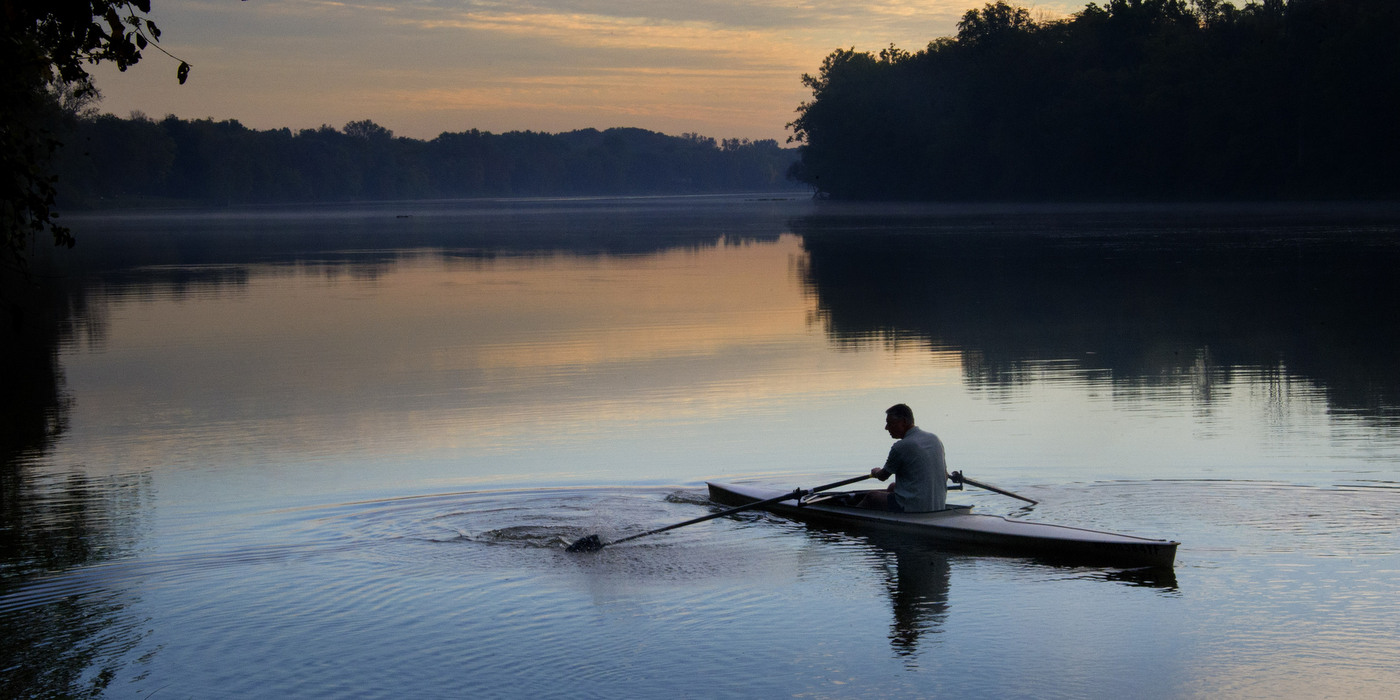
[
  {"left": 950, "top": 471, "right": 1038, "bottom": 505},
  {"left": 566, "top": 474, "right": 873, "bottom": 553}
]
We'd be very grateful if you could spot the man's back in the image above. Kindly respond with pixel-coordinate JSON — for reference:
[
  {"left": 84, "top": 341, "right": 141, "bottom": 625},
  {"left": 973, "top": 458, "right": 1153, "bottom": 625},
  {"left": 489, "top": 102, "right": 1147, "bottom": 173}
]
[{"left": 884, "top": 426, "right": 947, "bottom": 512}]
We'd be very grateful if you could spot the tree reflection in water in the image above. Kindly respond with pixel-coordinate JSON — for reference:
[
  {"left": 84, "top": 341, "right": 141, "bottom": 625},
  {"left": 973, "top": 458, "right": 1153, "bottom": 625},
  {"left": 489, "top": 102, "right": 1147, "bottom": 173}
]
[
  {"left": 793, "top": 206, "right": 1400, "bottom": 423},
  {"left": 2, "top": 200, "right": 1395, "bottom": 694},
  {"left": 2, "top": 262, "right": 151, "bottom": 698}
]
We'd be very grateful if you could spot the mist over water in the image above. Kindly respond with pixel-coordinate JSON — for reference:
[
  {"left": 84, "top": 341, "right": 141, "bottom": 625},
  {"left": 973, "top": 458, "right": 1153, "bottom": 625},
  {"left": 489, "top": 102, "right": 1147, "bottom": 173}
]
[{"left": 4, "top": 197, "right": 1398, "bottom": 698}]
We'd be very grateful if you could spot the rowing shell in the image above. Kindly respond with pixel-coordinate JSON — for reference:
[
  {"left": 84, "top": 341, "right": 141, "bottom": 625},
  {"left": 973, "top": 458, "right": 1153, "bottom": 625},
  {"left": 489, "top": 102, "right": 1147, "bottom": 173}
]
[{"left": 706, "top": 481, "right": 1178, "bottom": 568}]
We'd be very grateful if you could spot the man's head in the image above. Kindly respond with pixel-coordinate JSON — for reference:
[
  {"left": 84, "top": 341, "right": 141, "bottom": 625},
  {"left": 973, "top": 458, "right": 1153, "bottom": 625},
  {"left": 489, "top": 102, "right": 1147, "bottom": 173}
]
[{"left": 885, "top": 403, "right": 914, "bottom": 439}]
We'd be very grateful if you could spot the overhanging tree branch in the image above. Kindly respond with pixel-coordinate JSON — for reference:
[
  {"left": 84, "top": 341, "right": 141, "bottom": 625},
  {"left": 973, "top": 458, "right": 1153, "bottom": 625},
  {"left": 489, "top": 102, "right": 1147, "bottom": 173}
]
[{"left": 1, "top": 0, "right": 194, "bottom": 270}]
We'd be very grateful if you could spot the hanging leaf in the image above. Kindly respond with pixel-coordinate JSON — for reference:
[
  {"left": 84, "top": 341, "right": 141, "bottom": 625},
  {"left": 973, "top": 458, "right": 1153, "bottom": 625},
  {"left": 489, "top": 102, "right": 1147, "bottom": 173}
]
[
  {"left": 136, "top": 34, "right": 147, "bottom": 50},
  {"left": 177, "top": 62, "right": 191, "bottom": 84},
  {"left": 147, "top": 20, "right": 161, "bottom": 41}
]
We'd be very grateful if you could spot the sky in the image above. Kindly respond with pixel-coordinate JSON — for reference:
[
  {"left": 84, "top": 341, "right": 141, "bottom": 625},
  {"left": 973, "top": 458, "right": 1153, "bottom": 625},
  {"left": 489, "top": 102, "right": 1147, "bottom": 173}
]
[{"left": 89, "top": 0, "right": 1077, "bottom": 143}]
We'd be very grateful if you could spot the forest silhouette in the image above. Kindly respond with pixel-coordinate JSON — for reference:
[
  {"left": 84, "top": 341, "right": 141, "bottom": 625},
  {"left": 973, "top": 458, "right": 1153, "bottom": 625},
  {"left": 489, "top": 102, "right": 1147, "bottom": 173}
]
[
  {"left": 788, "top": 0, "right": 1400, "bottom": 201},
  {"left": 43, "top": 1, "right": 1400, "bottom": 210},
  {"left": 52, "top": 116, "right": 800, "bottom": 207}
]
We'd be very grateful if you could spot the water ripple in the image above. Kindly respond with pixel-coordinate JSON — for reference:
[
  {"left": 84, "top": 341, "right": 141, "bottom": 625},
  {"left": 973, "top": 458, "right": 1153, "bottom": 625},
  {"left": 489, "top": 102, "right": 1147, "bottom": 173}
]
[{"left": 4, "top": 480, "right": 1397, "bottom": 699}]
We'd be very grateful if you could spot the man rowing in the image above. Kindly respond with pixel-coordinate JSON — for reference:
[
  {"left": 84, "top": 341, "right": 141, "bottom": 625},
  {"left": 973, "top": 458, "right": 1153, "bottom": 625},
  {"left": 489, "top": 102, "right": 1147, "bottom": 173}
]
[{"left": 853, "top": 403, "right": 947, "bottom": 512}]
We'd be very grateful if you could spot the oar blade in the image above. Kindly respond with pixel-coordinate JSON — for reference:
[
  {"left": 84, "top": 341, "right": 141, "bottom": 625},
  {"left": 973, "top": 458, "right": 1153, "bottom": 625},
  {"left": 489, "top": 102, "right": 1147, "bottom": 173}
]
[{"left": 566, "top": 534, "right": 605, "bottom": 553}]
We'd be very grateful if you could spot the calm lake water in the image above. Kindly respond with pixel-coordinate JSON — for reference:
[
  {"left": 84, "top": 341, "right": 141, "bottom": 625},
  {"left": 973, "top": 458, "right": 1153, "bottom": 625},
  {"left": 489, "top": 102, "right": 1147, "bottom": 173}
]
[{"left": 3, "top": 196, "right": 1399, "bottom": 698}]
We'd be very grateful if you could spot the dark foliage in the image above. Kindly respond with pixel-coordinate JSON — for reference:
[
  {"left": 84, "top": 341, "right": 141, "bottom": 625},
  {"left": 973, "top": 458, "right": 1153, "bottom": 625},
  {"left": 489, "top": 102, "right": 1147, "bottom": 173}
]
[
  {"left": 788, "top": 0, "right": 1400, "bottom": 200},
  {"left": 1, "top": 0, "right": 190, "bottom": 269},
  {"left": 52, "top": 117, "right": 801, "bottom": 207}
]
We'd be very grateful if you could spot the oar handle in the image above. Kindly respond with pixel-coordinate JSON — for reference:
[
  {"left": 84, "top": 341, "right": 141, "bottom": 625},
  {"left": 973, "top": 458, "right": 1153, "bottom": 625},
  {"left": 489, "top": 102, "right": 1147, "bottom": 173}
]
[{"left": 950, "top": 471, "right": 1038, "bottom": 505}]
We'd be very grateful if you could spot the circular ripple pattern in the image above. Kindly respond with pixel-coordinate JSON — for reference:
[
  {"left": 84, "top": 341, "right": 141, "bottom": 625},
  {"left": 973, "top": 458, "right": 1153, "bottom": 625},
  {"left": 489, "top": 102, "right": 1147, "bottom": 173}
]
[{"left": 3, "top": 480, "right": 1398, "bottom": 699}]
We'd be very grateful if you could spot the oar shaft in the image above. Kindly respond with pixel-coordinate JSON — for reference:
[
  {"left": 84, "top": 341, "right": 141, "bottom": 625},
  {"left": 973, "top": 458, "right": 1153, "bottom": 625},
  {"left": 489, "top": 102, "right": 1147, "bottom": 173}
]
[
  {"left": 957, "top": 474, "right": 1038, "bottom": 505},
  {"left": 805, "top": 473, "right": 876, "bottom": 493},
  {"left": 607, "top": 474, "right": 872, "bottom": 547},
  {"left": 608, "top": 491, "right": 796, "bottom": 545}
]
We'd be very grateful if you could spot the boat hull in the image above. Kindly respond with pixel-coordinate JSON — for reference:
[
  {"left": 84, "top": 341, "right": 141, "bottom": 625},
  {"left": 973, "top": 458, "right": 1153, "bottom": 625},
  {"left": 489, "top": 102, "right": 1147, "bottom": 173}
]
[{"left": 707, "top": 482, "right": 1178, "bottom": 568}]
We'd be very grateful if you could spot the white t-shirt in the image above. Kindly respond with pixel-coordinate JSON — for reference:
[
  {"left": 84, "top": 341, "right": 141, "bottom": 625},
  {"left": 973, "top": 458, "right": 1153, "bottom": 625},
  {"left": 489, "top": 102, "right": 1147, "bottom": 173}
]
[{"left": 883, "top": 426, "right": 947, "bottom": 512}]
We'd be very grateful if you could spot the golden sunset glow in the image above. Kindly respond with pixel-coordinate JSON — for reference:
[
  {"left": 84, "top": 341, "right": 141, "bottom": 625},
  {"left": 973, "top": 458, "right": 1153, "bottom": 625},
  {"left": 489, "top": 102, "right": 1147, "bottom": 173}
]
[
  {"left": 64, "top": 234, "right": 965, "bottom": 470},
  {"left": 88, "top": 0, "right": 1080, "bottom": 141}
]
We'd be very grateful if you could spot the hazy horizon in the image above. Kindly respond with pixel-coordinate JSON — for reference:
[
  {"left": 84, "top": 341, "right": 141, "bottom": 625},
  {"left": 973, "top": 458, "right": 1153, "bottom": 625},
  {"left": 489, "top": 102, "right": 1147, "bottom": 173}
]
[{"left": 87, "top": 0, "right": 1079, "bottom": 144}]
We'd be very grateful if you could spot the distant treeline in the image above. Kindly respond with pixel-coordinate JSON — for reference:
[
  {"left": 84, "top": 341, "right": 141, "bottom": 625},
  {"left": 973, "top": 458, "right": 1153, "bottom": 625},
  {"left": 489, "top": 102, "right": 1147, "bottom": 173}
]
[
  {"left": 789, "top": 0, "right": 1400, "bottom": 200},
  {"left": 52, "top": 116, "right": 801, "bottom": 206}
]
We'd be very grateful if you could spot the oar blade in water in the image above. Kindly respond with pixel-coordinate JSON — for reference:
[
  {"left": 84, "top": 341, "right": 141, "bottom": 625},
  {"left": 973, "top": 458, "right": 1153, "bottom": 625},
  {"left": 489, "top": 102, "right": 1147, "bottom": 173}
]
[{"left": 565, "top": 534, "right": 604, "bottom": 553}]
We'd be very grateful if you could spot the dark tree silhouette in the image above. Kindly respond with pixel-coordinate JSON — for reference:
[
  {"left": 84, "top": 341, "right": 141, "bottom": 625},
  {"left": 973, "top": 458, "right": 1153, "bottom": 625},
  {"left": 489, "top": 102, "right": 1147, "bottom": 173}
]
[
  {"left": 1, "top": 0, "right": 193, "bottom": 269},
  {"left": 49, "top": 118, "right": 801, "bottom": 206},
  {"left": 788, "top": 0, "right": 1400, "bottom": 201}
]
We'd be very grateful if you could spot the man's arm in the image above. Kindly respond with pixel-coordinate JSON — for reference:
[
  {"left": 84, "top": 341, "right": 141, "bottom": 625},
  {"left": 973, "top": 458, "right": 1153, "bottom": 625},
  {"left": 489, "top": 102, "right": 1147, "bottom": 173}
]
[{"left": 875, "top": 440, "right": 907, "bottom": 481}]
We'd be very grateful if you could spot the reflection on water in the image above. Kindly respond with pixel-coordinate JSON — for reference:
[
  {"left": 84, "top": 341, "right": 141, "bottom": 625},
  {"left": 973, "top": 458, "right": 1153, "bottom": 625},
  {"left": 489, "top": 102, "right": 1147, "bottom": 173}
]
[
  {"left": 0, "top": 470, "right": 150, "bottom": 581},
  {"left": 3, "top": 198, "right": 1400, "bottom": 698},
  {"left": 794, "top": 206, "right": 1400, "bottom": 421},
  {"left": 885, "top": 544, "right": 950, "bottom": 657},
  {"left": 790, "top": 513, "right": 1185, "bottom": 660},
  {"left": 1, "top": 478, "right": 1396, "bottom": 698},
  {"left": 19, "top": 201, "right": 1397, "bottom": 487},
  {"left": 816, "top": 530, "right": 954, "bottom": 658},
  {"left": 0, "top": 469, "right": 151, "bottom": 697}
]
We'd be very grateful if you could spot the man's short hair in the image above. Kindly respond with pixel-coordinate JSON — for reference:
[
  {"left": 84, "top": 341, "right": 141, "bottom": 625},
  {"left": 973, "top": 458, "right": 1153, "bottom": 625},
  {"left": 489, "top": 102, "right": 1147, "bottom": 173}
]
[{"left": 885, "top": 403, "right": 914, "bottom": 424}]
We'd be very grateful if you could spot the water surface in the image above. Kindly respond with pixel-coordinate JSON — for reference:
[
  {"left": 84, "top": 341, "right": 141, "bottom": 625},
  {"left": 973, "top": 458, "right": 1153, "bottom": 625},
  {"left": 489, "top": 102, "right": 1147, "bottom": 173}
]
[{"left": 3, "top": 197, "right": 1399, "bottom": 698}]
